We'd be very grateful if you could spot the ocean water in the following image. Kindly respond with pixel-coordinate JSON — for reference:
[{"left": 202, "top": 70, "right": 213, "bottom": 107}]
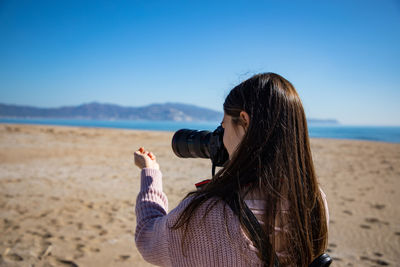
[{"left": 1, "top": 118, "right": 400, "bottom": 144}]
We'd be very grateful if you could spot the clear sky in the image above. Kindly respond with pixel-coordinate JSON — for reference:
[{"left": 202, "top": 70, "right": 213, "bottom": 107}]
[{"left": 1, "top": 0, "right": 399, "bottom": 126}]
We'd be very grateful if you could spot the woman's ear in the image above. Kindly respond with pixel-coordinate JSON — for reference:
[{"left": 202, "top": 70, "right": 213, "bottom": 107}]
[{"left": 239, "top": 111, "right": 250, "bottom": 130}]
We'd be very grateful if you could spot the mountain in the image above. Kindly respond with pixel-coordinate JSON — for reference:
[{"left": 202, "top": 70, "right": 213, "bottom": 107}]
[
  {"left": 0, "top": 102, "right": 339, "bottom": 124},
  {"left": 0, "top": 102, "right": 223, "bottom": 122}
]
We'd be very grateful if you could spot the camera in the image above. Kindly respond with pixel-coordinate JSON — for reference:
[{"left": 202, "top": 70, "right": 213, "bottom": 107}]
[{"left": 171, "top": 126, "right": 229, "bottom": 174}]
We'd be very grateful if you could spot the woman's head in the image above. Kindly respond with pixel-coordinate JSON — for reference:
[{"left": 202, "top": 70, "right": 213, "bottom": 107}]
[{"left": 222, "top": 72, "right": 306, "bottom": 163}]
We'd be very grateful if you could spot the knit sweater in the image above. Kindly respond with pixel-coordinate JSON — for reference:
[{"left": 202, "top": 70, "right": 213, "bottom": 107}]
[{"left": 135, "top": 168, "right": 329, "bottom": 267}]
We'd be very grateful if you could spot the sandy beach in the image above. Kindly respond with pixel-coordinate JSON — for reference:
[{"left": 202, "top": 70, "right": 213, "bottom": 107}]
[{"left": 0, "top": 124, "right": 399, "bottom": 267}]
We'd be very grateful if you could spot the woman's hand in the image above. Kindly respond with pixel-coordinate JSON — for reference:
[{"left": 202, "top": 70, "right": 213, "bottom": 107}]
[{"left": 134, "top": 147, "right": 160, "bottom": 170}]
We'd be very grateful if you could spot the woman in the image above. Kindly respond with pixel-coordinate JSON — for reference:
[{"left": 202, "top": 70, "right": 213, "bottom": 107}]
[{"left": 134, "top": 73, "right": 329, "bottom": 266}]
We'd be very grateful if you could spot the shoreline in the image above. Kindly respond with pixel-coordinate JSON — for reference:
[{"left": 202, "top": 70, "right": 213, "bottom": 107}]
[
  {"left": 2, "top": 122, "right": 400, "bottom": 145},
  {"left": 1, "top": 124, "right": 399, "bottom": 266}
]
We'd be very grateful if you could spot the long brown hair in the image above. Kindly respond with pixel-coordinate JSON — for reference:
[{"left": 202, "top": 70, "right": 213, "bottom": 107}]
[{"left": 172, "top": 73, "right": 328, "bottom": 266}]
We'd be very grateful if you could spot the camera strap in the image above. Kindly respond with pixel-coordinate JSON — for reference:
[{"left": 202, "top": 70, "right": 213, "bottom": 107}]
[{"left": 194, "top": 179, "right": 211, "bottom": 189}]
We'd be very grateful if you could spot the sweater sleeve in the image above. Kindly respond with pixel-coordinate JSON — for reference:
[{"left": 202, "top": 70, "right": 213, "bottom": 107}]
[
  {"left": 135, "top": 168, "right": 170, "bottom": 266},
  {"left": 135, "top": 169, "right": 262, "bottom": 267}
]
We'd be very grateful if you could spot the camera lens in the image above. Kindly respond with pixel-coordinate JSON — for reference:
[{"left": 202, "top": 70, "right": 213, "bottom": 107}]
[{"left": 172, "top": 129, "right": 211, "bottom": 158}]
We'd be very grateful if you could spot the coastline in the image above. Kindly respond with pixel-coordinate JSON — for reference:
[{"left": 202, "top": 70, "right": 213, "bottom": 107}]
[
  {"left": 1, "top": 124, "right": 399, "bottom": 266},
  {"left": 1, "top": 119, "right": 400, "bottom": 144}
]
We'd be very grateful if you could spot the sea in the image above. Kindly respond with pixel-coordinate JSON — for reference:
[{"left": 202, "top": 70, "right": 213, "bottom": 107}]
[{"left": 1, "top": 118, "right": 400, "bottom": 144}]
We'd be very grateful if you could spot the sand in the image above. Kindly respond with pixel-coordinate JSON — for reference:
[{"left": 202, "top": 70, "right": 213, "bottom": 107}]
[{"left": 0, "top": 124, "right": 399, "bottom": 266}]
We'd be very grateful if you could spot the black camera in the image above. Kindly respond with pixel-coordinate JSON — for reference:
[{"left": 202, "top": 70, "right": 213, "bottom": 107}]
[{"left": 171, "top": 126, "right": 229, "bottom": 175}]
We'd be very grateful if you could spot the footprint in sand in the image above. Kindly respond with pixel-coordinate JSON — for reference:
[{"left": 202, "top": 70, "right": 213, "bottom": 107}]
[
  {"left": 43, "top": 232, "right": 53, "bottom": 239},
  {"left": 76, "top": 244, "right": 85, "bottom": 253},
  {"left": 361, "top": 256, "right": 389, "bottom": 266},
  {"left": 50, "top": 218, "right": 61, "bottom": 228},
  {"left": 360, "top": 224, "right": 371, "bottom": 229},
  {"left": 5, "top": 126, "right": 20, "bottom": 132},
  {"left": 365, "top": 218, "right": 379, "bottom": 223},
  {"left": 5, "top": 253, "right": 24, "bottom": 262},
  {"left": 119, "top": 255, "right": 130, "bottom": 261},
  {"left": 57, "top": 259, "right": 79, "bottom": 267},
  {"left": 332, "top": 257, "right": 342, "bottom": 262},
  {"left": 370, "top": 203, "right": 386, "bottom": 210},
  {"left": 111, "top": 205, "right": 120, "bottom": 212},
  {"left": 343, "top": 210, "right": 352, "bottom": 215},
  {"left": 92, "top": 224, "right": 102, "bottom": 230},
  {"left": 90, "top": 247, "right": 100, "bottom": 253},
  {"left": 340, "top": 196, "right": 355, "bottom": 202},
  {"left": 374, "top": 259, "right": 389, "bottom": 266},
  {"left": 91, "top": 224, "right": 107, "bottom": 235},
  {"left": 365, "top": 217, "right": 390, "bottom": 226},
  {"left": 99, "top": 229, "right": 108, "bottom": 236},
  {"left": 76, "top": 222, "right": 84, "bottom": 230},
  {"left": 73, "top": 253, "right": 85, "bottom": 260}
]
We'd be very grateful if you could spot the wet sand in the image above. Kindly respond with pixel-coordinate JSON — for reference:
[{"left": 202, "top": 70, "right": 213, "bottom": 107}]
[{"left": 0, "top": 124, "right": 399, "bottom": 266}]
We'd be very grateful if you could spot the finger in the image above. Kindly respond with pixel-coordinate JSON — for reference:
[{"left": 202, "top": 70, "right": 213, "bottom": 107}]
[
  {"left": 148, "top": 152, "right": 155, "bottom": 160},
  {"left": 138, "top": 150, "right": 151, "bottom": 160}
]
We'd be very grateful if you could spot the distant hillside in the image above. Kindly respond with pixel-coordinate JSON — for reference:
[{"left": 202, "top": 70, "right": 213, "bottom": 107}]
[
  {"left": 0, "top": 102, "right": 339, "bottom": 124},
  {"left": 0, "top": 102, "right": 223, "bottom": 122}
]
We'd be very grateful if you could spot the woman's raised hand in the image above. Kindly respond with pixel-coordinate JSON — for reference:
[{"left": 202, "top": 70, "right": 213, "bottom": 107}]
[{"left": 134, "top": 147, "right": 160, "bottom": 170}]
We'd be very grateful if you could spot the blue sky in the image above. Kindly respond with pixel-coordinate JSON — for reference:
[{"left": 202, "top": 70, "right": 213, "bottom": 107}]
[{"left": 1, "top": 0, "right": 399, "bottom": 126}]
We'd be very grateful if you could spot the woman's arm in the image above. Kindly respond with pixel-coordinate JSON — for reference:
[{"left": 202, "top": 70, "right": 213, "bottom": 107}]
[
  {"left": 135, "top": 168, "right": 171, "bottom": 266},
  {"left": 135, "top": 168, "right": 262, "bottom": 266},
  {"left": 133, "top": 148, "right": 261, "bottom": 266}
]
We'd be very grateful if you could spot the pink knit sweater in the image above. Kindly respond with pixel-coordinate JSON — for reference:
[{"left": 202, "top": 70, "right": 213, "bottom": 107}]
[{"left": 135, "top": 168, "right": 329, "bottom": 266}]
